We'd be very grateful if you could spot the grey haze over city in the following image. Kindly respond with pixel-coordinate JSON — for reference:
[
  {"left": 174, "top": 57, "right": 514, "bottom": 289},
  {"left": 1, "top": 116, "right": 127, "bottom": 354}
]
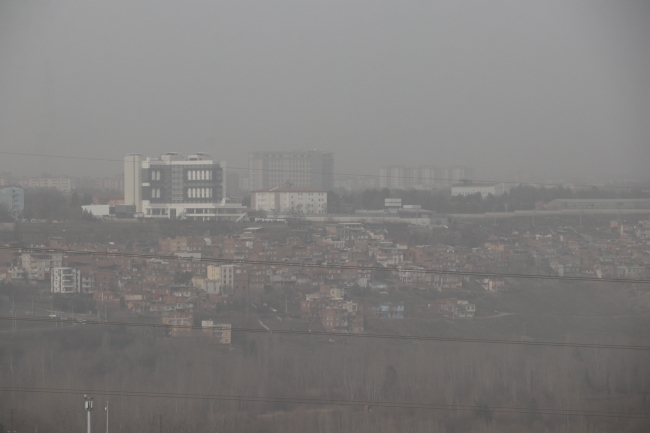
[
  {"left": 1, "top": 0, "right": 649, "bottom": 180},
  {"left": 3, "top": 2, "right": 650, "bottom": 433}
]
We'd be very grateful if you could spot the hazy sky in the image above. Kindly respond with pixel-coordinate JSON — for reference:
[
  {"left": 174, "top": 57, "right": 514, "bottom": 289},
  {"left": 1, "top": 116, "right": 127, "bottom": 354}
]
[{"left": 1, "top": 0, "right": 649, "bottom": 180}]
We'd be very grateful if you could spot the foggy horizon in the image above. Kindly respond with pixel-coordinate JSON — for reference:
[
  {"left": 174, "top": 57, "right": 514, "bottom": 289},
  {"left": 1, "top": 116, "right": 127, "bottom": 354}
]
[{"left": 1, "top": 0, "right": 649, "bottom": 180}]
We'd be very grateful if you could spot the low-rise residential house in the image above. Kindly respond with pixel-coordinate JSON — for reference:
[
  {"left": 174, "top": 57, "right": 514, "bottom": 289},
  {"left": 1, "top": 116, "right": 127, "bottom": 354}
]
[
  {"left": 9, "top": 267, "right": 26, "bottom": 280},
  {"left": 453, "top": 300, "right": 475, "bottom": 318},
  {"left": 321, "top": 305, "right": 349, "bottom": 331},
  {"left": 201, "top": 320, "right": 231, "bottom": 344},
  {"left": 162, "top": 312, "right": 194, "bottom": 337},
  {"left": 437, "top": 299, "right": 475, "bottom": 318},
  {"left": 434, "top": 274, "right": 462, "bottom": 290},
  {"left": 480, "top": 278, "right": 505, "bottom": 291}
]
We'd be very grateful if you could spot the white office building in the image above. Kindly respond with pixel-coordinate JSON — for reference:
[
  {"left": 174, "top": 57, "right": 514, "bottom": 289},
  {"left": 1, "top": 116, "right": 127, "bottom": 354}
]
[
  {"left": 51, "top": 267, "right": 81, "bottom": 293},
  {"left": 124, "top": 153, "right": 247, "bottom": 221},
  {"left": 251, "top": 188, "right": 327, "bottom": 214}
]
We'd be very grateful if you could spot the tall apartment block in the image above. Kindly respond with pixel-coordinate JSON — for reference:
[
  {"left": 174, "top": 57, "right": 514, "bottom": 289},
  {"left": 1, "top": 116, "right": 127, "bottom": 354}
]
[
  {"left": 124, "top": 153, "right": 246, "bottom": 221},
  {"left": 0, "top": 186, "right": 24, "bottom": 217},
  {"left": 248, "top": 150, "right": 334, "bottom": 191},
  {"left": 379, "top": 165, "right": 474, "bottom": 189}
]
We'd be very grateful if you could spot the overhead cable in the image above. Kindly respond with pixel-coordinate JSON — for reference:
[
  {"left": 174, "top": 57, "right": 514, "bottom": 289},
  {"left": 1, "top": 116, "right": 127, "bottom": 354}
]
[
  {"left": 1, "top": 386, "right": 648, "bottom": 419},
  {"left": 2, "top": 316, "right": 649, "bottom": 351}
]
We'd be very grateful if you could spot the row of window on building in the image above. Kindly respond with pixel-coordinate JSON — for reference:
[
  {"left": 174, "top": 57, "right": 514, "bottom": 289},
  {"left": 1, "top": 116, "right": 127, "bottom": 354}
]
[
  {"left": 149, "top": 188, "right": 214, "bottom": 199},
  {"left": 187, "top": 170, "right": 212, "bottom": 181},
  {"left": 188, "top": 188, "right": 213, "bottom": 198},
  {"left": 150, "top": 170, "right": 214, "bottom": 181}
]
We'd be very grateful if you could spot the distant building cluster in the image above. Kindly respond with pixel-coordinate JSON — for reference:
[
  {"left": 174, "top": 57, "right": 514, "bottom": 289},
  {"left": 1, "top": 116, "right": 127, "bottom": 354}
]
[
  {"left": 333, "top": 175, "right": 379, "bottom": 191},
  {"left": 0, "top": 174, "right": 123, "bottom": 193},
  {"left": 2, "top": 214, "right": 650, "bottom": 347},
  {"left": 379, "top": 165, "right": 474, "bottom": 190},
  {"left": 545, "top": 199, "right": 650, "bottom": 211},
  {"left": 300, "top": 285, "right": 363, "bottom": 333}
]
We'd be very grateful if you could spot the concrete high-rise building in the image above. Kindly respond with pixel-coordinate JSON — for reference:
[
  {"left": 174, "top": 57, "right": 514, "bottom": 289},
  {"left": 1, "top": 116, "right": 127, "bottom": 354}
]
[
  {"left": 123, "top": 153, "right": 247, "bottom": 221},
  {"left": 0, "top": 186, "right": 24, "bottom": 217},
  {"left": 379, "top": 165, "right": 410, "bottom": 189},
  {"left": 248, "top": 150, "right": 334, "bottom": 191},
  {"left": 124, "top": 154, "right": 143, "bottom": 212}
]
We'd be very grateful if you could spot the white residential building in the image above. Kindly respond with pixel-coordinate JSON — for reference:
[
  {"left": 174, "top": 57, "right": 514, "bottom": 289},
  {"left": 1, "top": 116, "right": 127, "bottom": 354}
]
[
  {"left": 18, "top": 177, "right": 73, "bottom": 193},
  {"left": 251, "top": 188, "right": 327, "bottom": 214},
  {"left": 21, "top": 253, "right": 63, "bottom": 280},
  {"left": 451, "top": 182, "right": 509, "bottom": 198},
  {"left": 51, "top": 267, "right": 81, "bottom": 293}
]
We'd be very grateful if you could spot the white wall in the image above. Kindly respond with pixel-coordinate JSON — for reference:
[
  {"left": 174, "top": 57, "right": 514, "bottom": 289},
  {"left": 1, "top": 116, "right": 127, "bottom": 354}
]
[
  {"left": 82, "top": 205, "right": 111, "bottom": 217},
  {"left": 451, "top": 183, "right": 508, "bottom": 197},
  {"left": 253, "top": 191, "right": 327, "bottom": 214}
]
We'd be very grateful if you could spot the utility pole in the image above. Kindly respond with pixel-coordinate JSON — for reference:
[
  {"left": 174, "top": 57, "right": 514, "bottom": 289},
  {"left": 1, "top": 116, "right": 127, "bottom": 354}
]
[
  {"left": 532, "top": 209, "right": 535, "bottom": 228},
  {"left": 159, "top": 414, "right": 162, "bottom": 433},
  {"left": 12, "top": 297, "right": 15, "bottom": 332},
  {"left": 579, "top": 210, "right": 582, "bottom": 228},
  {"left": 84, "top": 395, "right": 94, "bottom": 433},
  {"left": 105, "top": 401, "right": 109, "bottom": 433}
]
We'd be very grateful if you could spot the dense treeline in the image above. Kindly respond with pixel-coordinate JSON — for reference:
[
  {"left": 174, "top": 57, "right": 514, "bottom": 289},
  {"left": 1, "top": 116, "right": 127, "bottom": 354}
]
[
  {"left": 1, "top": 318, "right": 649, "bottom": 432},
  {"left": 328, "top": 186, "right": 650, "bottom": 214},
  {"left": 23, "top": 189, "right": 96, "bottom": 221},
  {"left": 0, "top": 204, "right": 13, "bottom": 223}
]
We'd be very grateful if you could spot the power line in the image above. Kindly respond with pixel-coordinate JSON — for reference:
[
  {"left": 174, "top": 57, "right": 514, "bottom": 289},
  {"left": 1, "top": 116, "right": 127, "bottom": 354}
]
[
  {"left": 3, "top": 316, "right": 650, "bottom": 351},
  {"left": 2, "top": 245, "right": 649, "bottom": 285},
  {"left": 2, "top": 150, "right": 648, "bottom": 191},
  {"left": 1, "top": 386, "right": 647, "bottom": 419}
]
